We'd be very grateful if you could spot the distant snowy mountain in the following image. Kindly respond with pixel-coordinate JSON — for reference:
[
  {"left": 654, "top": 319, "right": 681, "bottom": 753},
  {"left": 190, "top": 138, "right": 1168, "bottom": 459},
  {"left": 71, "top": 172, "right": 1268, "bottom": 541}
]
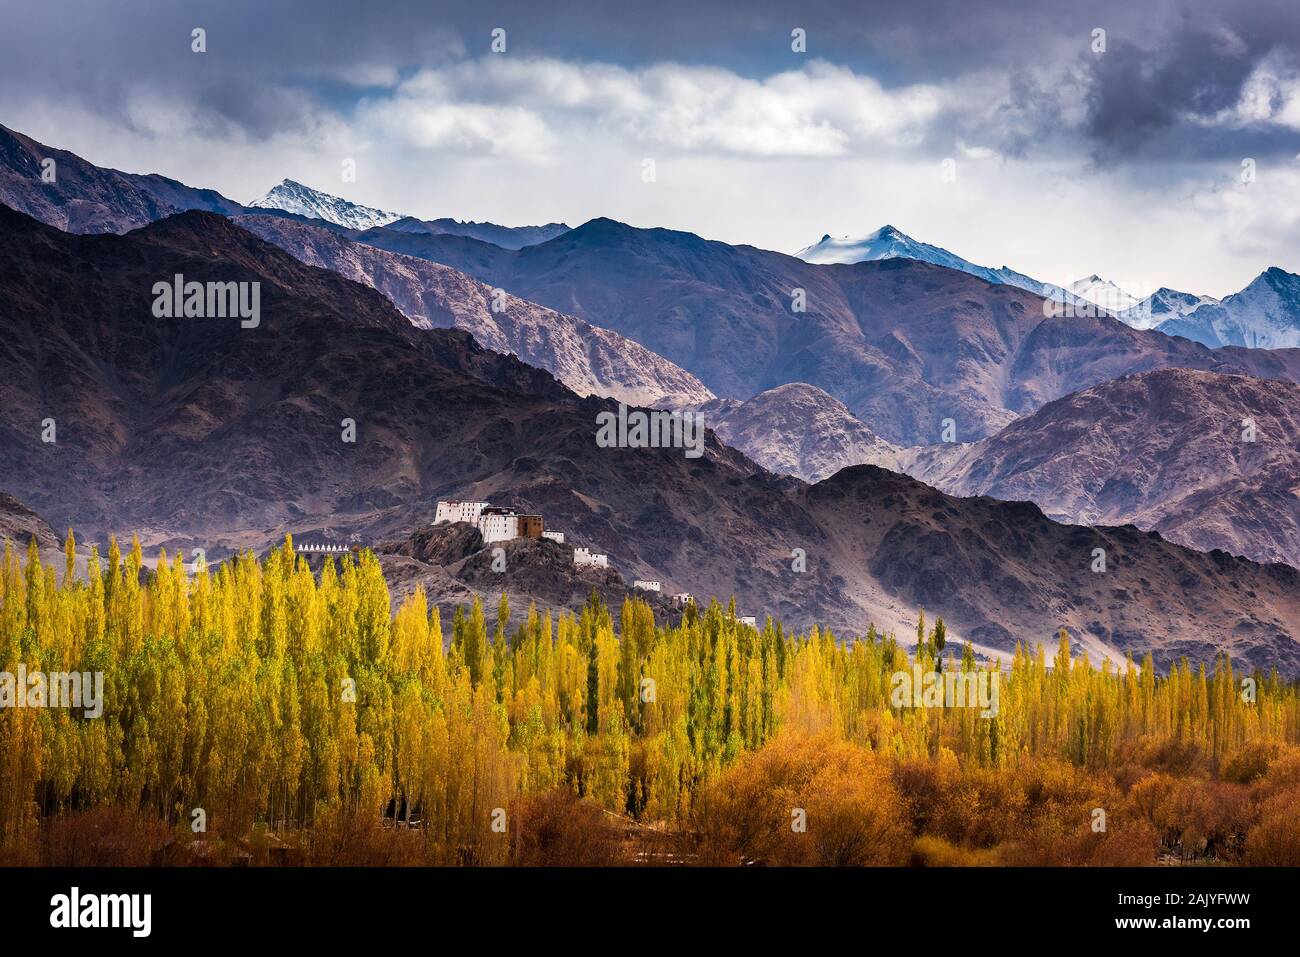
[
  {"left": 1066, "top": 275, "right": 1142, "bottom": 314},
  {"left": 794, "top": 225, "right": 1078, "bottom": 306},
  {"left": 796, "top": 225, "right": 970, "bottom": 268},
  {"left": 1157, "top": 268, "right": 1300, "bottom": 349},
  {"left": 1118, "top": 287, "right": 1219, "bottom": 331},
  {"left": 248, "top": 179, "right": 402, "bottom": 230}
]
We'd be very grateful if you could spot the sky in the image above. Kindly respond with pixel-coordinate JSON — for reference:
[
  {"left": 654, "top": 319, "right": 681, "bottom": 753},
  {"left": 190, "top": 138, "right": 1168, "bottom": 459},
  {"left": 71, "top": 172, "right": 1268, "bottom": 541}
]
[{"left": 3, "top": 0, "right": 1300, "bottom": 296}]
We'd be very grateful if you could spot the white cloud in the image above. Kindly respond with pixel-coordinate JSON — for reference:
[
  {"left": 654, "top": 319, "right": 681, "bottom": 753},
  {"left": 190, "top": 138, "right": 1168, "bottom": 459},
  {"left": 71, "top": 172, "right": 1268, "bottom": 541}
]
[
  {"left": 1187, "top": 158, "right": 1300, "bottom": 264},
  {"left": 957, "top": 140, "right": 998, "bottom": 160},
  {"left": 357, "top": 57, "right": 945, "bottom": 159},
  {"left": 362, "top": 98, "right": 557, "bottom": 158},
  {"left": 1198, "top": 50, "right": 1300, "bottom": 130}
]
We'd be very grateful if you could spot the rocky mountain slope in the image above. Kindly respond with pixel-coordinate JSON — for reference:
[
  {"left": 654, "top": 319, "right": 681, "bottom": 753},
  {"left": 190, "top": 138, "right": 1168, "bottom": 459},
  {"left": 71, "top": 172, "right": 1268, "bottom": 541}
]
[
  {"left": 0, "top": 491, "right": 58, "bottom": 551},
  {"left": 905, "top": 368, "right": 1300, "bottom": 568},
  {"left": 354, "top": 217, "right": 1300, "bottom": 446},
  {"left": 234, "top": 213, "right": 713, "bottom": 408},
  {"left": 3, "top": 203, "right": 1300, "bottom": 672},
  {"left": 0, "top": 124, "right": 244, "bottom": 233},
  {"left": 696, "top": 382, "right": 900, "bottom": 482}
]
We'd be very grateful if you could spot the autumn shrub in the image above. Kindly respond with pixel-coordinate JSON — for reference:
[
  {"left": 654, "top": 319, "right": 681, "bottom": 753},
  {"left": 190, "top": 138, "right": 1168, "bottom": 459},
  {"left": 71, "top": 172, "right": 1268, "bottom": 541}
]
[
  {"left": 1115, "top": 735, "right": 1209, "bottom": 777},
  {"left": 509, "top": 789, "right": 624, "bottom": 866},
  {"left": 1219, "top": 742, "right": 1279, "bottom": 784},
  {"left": 303, "top": 805, "right": 446, "bottom": 866},
  {"left": 19, "top": 807, "right": 173, "bottom": 866},
  {"left": 1245, "top": 792, "right": 1300, "bottom": 865},
  {"left": 1125, "top": 771, "right": 1252, "bottom": 860},
  {"left": 693, "top": 733, "right": 911, "bottom": 866},
  {"left": 996, "top": 816, "right": 1159, "bottom": 866},
  {"left": 895, "top": 751, "right": 1030, "bottom": 848},
  {"left": 1254, "top": 745, "right": 1300, "bottom": 792}
]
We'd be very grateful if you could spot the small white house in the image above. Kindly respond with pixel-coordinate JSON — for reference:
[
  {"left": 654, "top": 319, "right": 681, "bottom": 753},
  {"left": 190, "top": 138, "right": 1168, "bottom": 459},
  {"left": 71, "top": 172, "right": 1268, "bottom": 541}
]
[
  {"left": 574, "top": 547, "right": 608, "bottom": 568},
  {"left": 542, "top": 530, "right": 565, "bottom": 544},
  {"left": 434, "top": 500, "right": 490, "bottom": 525},
  {"left": 633, "top": 579, "right": 662, "bottom": 592},
  {"left": 671, "top": 592, "right": 693, "bottom": 606},
  {"left": 738, "top": 616, "right": 758, "bottom": 628}
]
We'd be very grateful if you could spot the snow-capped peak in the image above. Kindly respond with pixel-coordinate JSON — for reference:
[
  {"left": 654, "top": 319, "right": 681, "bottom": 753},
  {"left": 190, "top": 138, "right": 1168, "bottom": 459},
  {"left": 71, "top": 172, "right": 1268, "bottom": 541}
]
[
  {"left": 247, "top": 179, "right": 403, "bottom": 230},
  {"left": 1066, "top": 275, "right": 1141, "bottom": 314},
  {"left": 1154, "top": 266, "right": 1300, "bottom": 349},
  {"left": 1118, "top": 287, "right": 1218, "bottom": 331},
  {"left": 794, "top": 224, "right": 934, "bottom": 265},
  {"left": 794, "top": 224, "right": 1082, "bottom": 307}
]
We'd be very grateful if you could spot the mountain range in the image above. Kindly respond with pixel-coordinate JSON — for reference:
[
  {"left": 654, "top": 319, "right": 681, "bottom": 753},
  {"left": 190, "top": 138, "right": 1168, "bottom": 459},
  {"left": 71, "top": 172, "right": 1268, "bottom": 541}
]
[
  {"left": 1157, "top": 268, "right": 1300, "bottom": 349},
  {"left": 5, "top": 203, "right": 1300, "bottom": 672},
  {"left": 232, "top": 213, "right": 712, "bottom": 408},
  {"left": 1118, "top": 287, "right": 1220, "bottom": 331},
  {"left": 248, "top": 177, "right": 570, "bottom": 248},
  {"left": 383, "top": 215, "right": 571, "bottom": 250},
  {"left": 905, "top": 368, "right": 1300, "bottom": 569},
  {"left": 0, "top": 123, "right": 566, "bottom": 249},
  {"left": 794, "top": 223, "right": 1300, "bottom": 348},
  {"left": 9, "top": 117, "right": 1300, "bottom": 364},
  {"left": 354, "top": 216, "right": 1300, "bottom": 446}
]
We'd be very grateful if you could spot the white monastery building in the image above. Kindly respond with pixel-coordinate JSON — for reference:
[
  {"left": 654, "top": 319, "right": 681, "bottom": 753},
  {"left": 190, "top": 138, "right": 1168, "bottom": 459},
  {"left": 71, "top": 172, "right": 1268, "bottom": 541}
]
[
  {"left": 477, "top": 506, "right": 543, "bottom": 545},
  {"left": 434, "top": 500, "right": 490, "bottom": 525},
  {"left": 633, "top": 579, "right": 662, "bottom": 592}
]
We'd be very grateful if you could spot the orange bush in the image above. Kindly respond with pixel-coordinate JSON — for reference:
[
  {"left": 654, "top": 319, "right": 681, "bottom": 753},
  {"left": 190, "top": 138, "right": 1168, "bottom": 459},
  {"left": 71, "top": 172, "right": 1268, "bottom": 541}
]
[{"left": 693, "top": 733, "right": 911, "bottom": 866}]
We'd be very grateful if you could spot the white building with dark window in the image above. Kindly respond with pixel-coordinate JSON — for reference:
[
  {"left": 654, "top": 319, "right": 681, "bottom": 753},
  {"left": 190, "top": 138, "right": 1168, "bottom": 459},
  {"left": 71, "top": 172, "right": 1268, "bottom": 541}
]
[
  {"left": 633, "top": 579, "right": 662, "bottom": 593},
  {"left": 738, "top": 616, "right": 758, "bottom": 628},
  {"left": 542, "top": 530, "right": 565, "bottom": 544},
  {"left": 478, "top": 506, "right": 519, "bottom": 544},
  {"left": 671, "top": 592, "right": 693, "bottom": 606},
  {"left": 434, "top": 500, "right": 490, "bottom": 525}
]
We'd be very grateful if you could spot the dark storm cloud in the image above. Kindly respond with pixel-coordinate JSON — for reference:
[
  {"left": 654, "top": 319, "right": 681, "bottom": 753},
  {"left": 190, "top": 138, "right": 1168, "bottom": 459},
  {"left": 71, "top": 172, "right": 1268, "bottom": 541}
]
[
  {"left": 1079, "top": 6, "right": 1300, "bottom": 160},
  {"left": 3, "top": 0, "right": 1299, "bottom": 158}
]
